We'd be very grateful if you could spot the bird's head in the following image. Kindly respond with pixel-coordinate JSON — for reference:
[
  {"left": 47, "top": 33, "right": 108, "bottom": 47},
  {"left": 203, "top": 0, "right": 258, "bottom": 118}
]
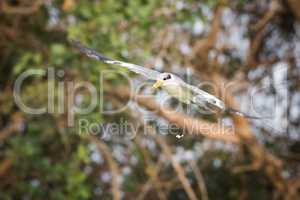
[{"left": 153, "top": 73, "right": 181, "bottom": 89}]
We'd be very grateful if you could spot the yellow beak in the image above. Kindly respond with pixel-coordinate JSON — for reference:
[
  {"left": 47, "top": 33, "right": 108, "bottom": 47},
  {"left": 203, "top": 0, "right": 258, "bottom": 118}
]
[{"left": 152, "top": 80, "right": 163, "bottom": 89}]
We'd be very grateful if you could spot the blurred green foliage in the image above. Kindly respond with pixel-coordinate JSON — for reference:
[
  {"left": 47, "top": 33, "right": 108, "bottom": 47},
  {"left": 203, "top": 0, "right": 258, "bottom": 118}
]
[{"left": 0, "top": 0, "right": 296, "bottom": 199}]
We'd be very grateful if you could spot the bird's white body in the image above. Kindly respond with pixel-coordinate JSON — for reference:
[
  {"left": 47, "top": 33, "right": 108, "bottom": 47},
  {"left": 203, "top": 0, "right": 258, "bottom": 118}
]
[
  {"left": 162, "top": 83, "right": 193, "bottom": 104},
  {"left": 154, "top": 73, "right": 225, "bottom": 113}
]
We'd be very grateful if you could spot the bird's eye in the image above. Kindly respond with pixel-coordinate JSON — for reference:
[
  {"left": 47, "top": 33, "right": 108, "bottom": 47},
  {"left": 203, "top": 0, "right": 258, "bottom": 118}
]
[{"left": 163, "top": 74, "right": 172, "bottom": 80}]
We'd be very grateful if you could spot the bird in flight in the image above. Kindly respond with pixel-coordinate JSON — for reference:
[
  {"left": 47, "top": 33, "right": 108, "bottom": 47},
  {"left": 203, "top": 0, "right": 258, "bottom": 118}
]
[{"left": 71, "top": 40, "right": 261, "bottom": 119}]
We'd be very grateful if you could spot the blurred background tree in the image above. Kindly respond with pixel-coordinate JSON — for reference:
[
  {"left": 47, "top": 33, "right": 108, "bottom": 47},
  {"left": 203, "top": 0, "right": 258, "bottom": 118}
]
[{"left": 0, "top": 0, "right": 299, "bottom": 199}]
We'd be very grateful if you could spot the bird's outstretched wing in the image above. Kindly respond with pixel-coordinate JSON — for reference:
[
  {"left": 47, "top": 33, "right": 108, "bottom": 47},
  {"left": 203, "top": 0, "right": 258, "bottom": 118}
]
[{"left": 70, "top": 40, "right": 160, "bottom": 80}]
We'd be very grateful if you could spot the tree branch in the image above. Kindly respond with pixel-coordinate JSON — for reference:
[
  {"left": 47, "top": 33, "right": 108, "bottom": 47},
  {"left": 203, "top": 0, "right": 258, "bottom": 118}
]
[{"left": 111, "top": 86, "right": 239, "bottom": 143}]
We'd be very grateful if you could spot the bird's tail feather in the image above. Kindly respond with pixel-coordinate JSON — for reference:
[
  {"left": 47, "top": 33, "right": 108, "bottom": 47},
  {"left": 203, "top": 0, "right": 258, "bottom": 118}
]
[{"left": 225, "top": 108, "right": 263, "bottom": 119}]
